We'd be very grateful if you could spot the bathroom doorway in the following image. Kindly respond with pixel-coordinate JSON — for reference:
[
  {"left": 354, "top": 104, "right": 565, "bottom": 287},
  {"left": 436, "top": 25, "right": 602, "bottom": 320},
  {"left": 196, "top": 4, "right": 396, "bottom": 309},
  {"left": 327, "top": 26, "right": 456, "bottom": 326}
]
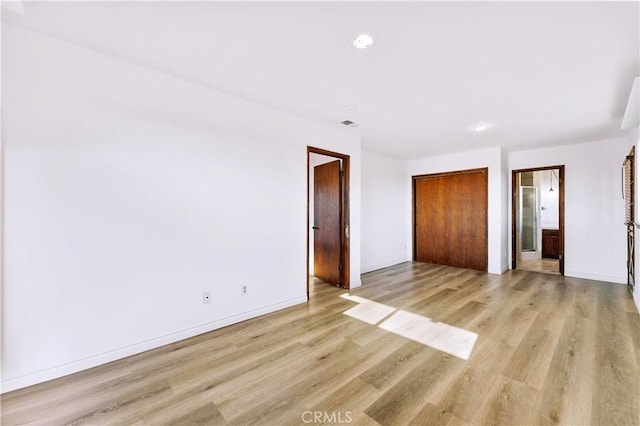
[{"left": 512, "top": 166, "right": 565, "bottom": 275}]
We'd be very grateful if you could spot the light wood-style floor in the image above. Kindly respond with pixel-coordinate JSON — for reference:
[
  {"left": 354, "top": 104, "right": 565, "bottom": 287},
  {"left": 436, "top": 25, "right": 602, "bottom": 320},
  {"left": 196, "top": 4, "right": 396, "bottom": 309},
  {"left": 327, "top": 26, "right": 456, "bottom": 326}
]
[
  {"left": 2, "top": 262, "right": 639, "bottom": 425},
  {"left": 518, "top": 258, "right": 561, "bottom": 275}
]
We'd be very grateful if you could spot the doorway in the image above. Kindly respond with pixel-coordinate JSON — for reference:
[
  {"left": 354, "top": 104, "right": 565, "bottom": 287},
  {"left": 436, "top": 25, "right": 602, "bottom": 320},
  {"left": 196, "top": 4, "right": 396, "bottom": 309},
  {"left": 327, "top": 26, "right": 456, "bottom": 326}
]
[
  {"left": 623, "top": 146, "right": 635, "bottom": 292},
  {"left": 307, "top": 147, "right": 350, "bottom": 299},
  {"left": 511, "top": 166, "right": 565, "bottom": 275}
]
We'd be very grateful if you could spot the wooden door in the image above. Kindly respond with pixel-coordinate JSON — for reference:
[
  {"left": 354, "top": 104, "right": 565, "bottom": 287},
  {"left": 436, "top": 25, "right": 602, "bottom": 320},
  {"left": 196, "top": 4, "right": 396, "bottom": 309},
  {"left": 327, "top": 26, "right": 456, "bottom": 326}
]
[
  {"left": 624, "top": 147, "right": 635, "bottom": 291},
  {"left": 314, "top": 160, "right": 342, "bottom": 286},
  {"left": 414, "top": 168, "right": 488, "bottom": 271}
]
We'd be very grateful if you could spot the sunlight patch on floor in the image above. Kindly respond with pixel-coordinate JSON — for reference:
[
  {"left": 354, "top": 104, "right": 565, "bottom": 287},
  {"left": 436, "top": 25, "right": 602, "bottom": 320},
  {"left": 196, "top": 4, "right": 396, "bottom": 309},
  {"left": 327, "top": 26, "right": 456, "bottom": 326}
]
[
  {"left": 340, "top": 293, "right": 478, "bottom": 360},
  {"left": 378, "top": 309, "right": 478, "bottom": 359},
  {"left": 340, "top": 294, "right": 397, "bottom": 325}
]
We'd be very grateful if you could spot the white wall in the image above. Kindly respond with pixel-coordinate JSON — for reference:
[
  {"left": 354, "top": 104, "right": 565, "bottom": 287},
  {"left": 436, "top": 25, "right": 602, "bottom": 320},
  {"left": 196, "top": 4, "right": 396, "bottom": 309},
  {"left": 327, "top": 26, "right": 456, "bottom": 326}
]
[
  {"left": 2, "top": 25, "right": 361, "bottom": 392},
  {"left": 361, "top": 150, "right": 409, "bottom": 273},
  {"left": 538, "top": 170, "right": 560, "bottom": 229},
  {"left": 500, "top": 148, "right": 509, "bottom": 272},
  {"left": 509, "top": 138, "right": 628, "bottom": 284},
  {"left": 406, "top": 147, "right": 508, "bottom": 275}
]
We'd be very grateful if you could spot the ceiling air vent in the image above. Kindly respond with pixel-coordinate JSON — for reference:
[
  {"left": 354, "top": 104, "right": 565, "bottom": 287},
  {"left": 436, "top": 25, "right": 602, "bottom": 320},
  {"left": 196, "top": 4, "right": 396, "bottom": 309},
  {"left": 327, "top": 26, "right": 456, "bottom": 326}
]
[{"left": 341, "top": 120, "right": 358, "bottom": 127}]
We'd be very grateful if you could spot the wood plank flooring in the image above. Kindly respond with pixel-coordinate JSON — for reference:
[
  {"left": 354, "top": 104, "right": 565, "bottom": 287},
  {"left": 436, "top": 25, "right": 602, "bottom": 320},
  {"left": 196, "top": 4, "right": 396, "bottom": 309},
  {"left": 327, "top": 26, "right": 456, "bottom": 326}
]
[
  {"left": 517, "top": 258, "right": 560, "bottom": 275},
  {"left": 2, "top": 262, "right": 639, "bottom": 425}
]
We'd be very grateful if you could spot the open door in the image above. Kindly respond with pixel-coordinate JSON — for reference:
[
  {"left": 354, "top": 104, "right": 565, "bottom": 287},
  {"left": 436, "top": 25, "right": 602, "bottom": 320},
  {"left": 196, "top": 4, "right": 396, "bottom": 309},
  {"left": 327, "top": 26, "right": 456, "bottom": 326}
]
[
  {"left": 313, "top": 160, "right": 343, "bottom": 286},
  {"left": 307, "top": 147, "right": 350, "bottom": 298}
]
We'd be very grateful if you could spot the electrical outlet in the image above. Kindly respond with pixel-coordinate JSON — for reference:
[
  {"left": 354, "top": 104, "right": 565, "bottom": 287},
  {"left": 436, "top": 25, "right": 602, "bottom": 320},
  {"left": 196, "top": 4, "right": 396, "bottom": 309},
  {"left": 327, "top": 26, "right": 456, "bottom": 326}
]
[
  {"left": 203, "top": 292, "right": 211, "bottom": 304},
  {"left": 241, "top": 285, "right": 248, "bottom": 296}
]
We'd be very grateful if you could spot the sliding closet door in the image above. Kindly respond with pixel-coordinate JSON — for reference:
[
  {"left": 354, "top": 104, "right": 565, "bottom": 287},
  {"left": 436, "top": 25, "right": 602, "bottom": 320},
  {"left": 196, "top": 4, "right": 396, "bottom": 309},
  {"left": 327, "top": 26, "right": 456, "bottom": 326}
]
[{"left": 413, "top": 168, "right": 488, "bottom": 271}]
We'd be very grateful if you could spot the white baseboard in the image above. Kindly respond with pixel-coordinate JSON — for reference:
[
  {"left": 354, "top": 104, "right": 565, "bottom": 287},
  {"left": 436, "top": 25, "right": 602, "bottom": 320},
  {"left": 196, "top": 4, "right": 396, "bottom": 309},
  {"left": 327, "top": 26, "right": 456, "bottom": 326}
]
[
  {"left": 361, "top": 257, "right": 410, "bottom": 274},
  {"left": 564, "top": 271, "right": 626, "bottom": 284},
  {"left": 1, "top": 296, "right": 307, "bottom": 394},
  {"left": 488, "top": 264, "right": 509, "bottom": 275}
]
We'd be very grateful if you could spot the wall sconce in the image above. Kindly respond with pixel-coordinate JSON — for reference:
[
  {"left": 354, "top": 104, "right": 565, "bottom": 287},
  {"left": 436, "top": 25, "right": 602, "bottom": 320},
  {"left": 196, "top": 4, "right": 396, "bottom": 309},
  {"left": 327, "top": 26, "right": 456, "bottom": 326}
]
[{"left": 548, "top": 170, "right": 558, "bottom": 192}]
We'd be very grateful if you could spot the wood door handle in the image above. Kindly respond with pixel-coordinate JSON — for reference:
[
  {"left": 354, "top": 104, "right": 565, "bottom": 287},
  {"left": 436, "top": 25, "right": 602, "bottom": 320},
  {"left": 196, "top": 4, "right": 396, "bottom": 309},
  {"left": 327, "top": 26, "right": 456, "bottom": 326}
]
[{"left": 312, "top": 226, "right": 319, "bottom": 230}]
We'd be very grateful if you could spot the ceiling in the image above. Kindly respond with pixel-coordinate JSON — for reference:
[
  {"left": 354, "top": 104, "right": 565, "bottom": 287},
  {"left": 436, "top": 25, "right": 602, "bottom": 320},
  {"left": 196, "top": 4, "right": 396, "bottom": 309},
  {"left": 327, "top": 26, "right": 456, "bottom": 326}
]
[{"left": 3, "top": 1, "right": 639, "bottom": 159}]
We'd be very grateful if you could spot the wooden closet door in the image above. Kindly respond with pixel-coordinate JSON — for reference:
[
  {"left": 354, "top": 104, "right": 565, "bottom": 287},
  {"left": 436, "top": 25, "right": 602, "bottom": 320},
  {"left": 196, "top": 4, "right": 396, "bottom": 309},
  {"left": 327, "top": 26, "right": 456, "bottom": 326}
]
[{"left": 414, "top": 168, "right": 488, "bottom": 271}]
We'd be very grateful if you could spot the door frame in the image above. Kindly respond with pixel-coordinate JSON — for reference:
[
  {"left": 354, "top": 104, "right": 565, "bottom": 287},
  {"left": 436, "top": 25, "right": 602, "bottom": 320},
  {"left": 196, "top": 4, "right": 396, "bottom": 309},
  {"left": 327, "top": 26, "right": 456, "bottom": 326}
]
[
  {"left": 624, "top": 146, "right": 635, "bottom": 291},
  {"left": 511, "top": 165, "right": 565, "bottom": 275},
  {"left": 307, "top": 147, "right": 350, "bottom": 298}
]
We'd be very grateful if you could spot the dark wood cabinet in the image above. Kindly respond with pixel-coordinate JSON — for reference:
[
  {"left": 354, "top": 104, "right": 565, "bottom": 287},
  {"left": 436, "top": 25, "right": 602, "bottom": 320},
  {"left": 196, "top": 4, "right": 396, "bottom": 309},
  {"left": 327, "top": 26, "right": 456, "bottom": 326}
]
[{"left": 542, "top": 229, "right": 560, "bottom": 259}]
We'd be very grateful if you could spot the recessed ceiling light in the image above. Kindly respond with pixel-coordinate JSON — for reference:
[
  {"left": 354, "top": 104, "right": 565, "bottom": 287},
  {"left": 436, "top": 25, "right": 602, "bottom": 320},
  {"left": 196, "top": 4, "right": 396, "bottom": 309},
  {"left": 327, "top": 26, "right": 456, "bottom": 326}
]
[
  {"left": 471, "top": 123, "right": 492, "bottom": 132},
  {"left": 353, "top": 34, "right": 374, "bottom": 49},
  {"left": 345, "top": 104, "right": 357, "bottom": 110}
]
